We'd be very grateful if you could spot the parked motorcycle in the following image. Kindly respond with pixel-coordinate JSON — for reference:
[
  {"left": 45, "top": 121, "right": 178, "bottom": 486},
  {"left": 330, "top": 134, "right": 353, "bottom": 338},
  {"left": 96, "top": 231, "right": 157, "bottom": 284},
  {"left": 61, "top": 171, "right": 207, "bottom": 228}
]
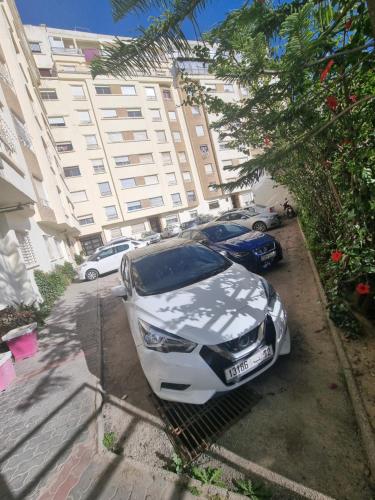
[{"left": 282, "top": 199, "right": 296, "bottom": 218}]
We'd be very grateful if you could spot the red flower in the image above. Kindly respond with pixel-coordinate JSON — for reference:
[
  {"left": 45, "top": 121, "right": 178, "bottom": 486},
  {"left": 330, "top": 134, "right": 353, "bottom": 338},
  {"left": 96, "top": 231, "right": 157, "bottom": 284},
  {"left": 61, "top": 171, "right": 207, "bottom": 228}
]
[
  {"left": 320, "top": 59, "right": 335, "bottom": 82},
  {"left": 356, "top": 283, "right": 370, "bottom": 295},
  {"left": 264, "top": 135, "right": 271, "bottom": 146},
  {"left": 349, "top": 94, "right": 357, "bottom": 103},
  {"left": 344, "top": 19, "right": 352, "bottom": 31},
  {"left": 326, "top": 95, "right": 338, "bottom": 111},
  {"left": 331, "top": 250, "right": 343, "bottom": 263}
]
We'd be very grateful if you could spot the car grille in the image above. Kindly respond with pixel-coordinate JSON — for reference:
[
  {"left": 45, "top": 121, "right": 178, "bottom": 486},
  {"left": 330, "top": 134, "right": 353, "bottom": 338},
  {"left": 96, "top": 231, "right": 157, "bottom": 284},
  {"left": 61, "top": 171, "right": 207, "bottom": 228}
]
[
  {"left": 254, "top": 242, "right": 275, "bottom": 255},
  {"left": 200, "top": 316, "right": 276, "bottom": 386}
]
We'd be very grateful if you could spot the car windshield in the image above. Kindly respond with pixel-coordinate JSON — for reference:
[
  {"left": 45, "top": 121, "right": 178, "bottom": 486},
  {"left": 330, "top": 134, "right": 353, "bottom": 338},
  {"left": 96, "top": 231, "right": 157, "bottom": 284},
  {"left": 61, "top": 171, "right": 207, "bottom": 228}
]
[
  {"left": 202, "top": 224, "right": 250, "bottom": 243},
  {"left": 132, "top": 244, "right": 231, "bottom": 296}
]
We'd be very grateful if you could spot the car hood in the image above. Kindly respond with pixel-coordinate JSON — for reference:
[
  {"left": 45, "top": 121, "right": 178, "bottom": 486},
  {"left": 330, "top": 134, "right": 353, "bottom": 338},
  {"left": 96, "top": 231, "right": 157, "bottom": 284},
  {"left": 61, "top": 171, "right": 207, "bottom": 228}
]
[
  {"left": 134, "top": 263, "right": 269, "bottom": 345},
  {"left": 212, "top": 232, "right": 275, "bottom": 252}
]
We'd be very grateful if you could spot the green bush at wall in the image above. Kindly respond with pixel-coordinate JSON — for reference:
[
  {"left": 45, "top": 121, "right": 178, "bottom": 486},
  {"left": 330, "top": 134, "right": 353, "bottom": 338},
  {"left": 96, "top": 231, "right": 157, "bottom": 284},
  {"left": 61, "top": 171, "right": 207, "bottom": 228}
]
[{"left": 34, "top": 261, "right": 75, "bottom": 314}]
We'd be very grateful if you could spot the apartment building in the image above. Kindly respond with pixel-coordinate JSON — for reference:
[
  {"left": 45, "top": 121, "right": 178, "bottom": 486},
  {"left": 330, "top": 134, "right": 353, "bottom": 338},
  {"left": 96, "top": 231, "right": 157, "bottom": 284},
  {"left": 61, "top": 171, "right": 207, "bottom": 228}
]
[
  {"left": 23, "top": 25, "right": 288, "bottom": 255},
  {"left": 0, "top": 0, "right": 80, "bottom": 308}
]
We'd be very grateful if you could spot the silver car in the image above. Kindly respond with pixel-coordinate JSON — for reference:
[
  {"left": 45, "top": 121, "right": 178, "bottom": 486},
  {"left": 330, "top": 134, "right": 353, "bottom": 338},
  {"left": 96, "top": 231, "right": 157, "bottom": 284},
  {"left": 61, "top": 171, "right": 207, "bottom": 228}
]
[
  {"left": 215, "top": 209, "right": 281, "bottom": 232},
  {"left": 139, "top": 231, "right": 161, "bottom": 244}
]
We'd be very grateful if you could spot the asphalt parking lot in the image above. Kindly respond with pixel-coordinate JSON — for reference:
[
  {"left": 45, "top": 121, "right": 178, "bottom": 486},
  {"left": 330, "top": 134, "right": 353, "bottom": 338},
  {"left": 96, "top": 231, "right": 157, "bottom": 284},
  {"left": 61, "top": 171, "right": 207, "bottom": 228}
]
[{"left": 97, "top": 219, "right": 372, "bottom": 499}]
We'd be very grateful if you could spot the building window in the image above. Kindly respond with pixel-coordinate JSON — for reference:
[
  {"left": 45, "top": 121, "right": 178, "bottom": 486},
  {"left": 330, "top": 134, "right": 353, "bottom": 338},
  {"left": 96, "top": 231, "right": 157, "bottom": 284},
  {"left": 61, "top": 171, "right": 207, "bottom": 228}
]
[
  {"left": 70, "top": 190, "right": 88, "bottom": 202},
  {"left": 149, "top": 196, "right": 163, "bottom": 207},
  {"left": 105, "top": 205, "right": 118, "bottom": 220},
  {"left": 171, "top": 193, "right": 182, "bottom": 206},
  {"left": 121, "top": 85, "right": 136, "bottom": 95},
  {"left": 111, "top": 228, "right": 122, "bottom": 238},
  {"left": 63, "top": 166, "right": 81, "bottom": 177},
  {"left": 121, "top": 178, "right": 136, "bottom": 189},
  {"left": 95, "top": 86, "right": 111, "bottom": 95},
  {"left": 224, "top": 84, "right": 234, "bottom": 93},
  {"left": 139, "top": 153, "right": 153, "bottom": 164},
  {"left": 70, "top": 85, "right": 85, "bottom": 99},
  {"left": 191, "top": 106, "right": 200, "bottom": 115},
  {"left": 91, "top": 158, "right": 105, "bottom": 174},
  {"left": 56, "top": 141, "right": 73, "bottom": 153},
  {"left": 150, "top": 109, "right": 161, "bottom": 121},
  {"left": 182, "top": 171, "right": 192, "bottom": 182},
  {"left": 39, "top": 68, "right": 53, "bottom": 77},
  {"left": 165, "top": 214, "right": 179, "bottom": 225},
  {"left": 29, "top": 42, "right": 42, "bottom": 53},
  {"left": 178, "top": 151, "right": 187, "bottom": 163},
  {"left": 114, "top": 155, "right": 130, "bottom": 167},
  {"left": 145, "top": 87, "right": 156, "bottom": 100},
  {"left": 127, "top": 108, "right": 142, "bottom": 118},
  {"left": 187, "top": 190, "right": 196, "bottom": 202},
  {"left": 101, "top": 108, "right": 117, "bottom": 119},
  {"left": 48, "top": 116, "right": 65, "bottom": 127},
  {"left": 166, "top": 172, "right": 177, "bottom": 185},
  {"left": 195, "top": 125, "right": 205, "bottom": 137},
  {"left": 156, "top": 130, "right": 167, "bottom": 143},
  {"left": 208, "top": 200, "right": 220, "bottom": 210},
  {"left": 131, "top": 222, "right": 145, "bottom": 234},
  {"left": 168, "top": 111, "right": 177, "bottom": 121},
  {"left": 200, "top": 144, "right": 209, "bottom": 157},
  {"left": 222, "top": 159, "right": 233, "bottom": 167},
  {"left": 133, "top": 130, "right": 148, "bottom": 141},
  {"left": 98, "top": 182, "right": 112, "bottom": 197},
  {"left": 16, "top": 232, "right": 36, "bottom": 267},
  {"left": 204, "top": 163, "right": 214, "bottom": 175},
  {"left": 172, "top": 131, "right": 181, "bottom": 143},
  {"left": 162, "top": 89, "right": 171, "bottom": 99},
  {"left": 144, "top": 175, "right": 158, "bottom": 185},
  {"left": 157, "top": 154, "right": 171, "bottom": 169},
  {"left": 189, "top": 210, "right": 198, "bottom": 219},
  {"left": 41, "top": 89, "right": 58, "bottom": 100},
  {"left": 127, "top": 201, "right": 142, "bottom": 212},
  {"left": 77, "top": 110, "right": 91, "bottom": 124},
  {"left": 85, "top": 135, "right": 98, "bottom": 149},
  {"left": 108, "top": 132, "right": 123, "bottom": 143},
  {"left": 241, "top": 87, "right": 249, "bottom": 96},
  {"left": 78, "top": 215, "right": 94, "bottom": 226}
]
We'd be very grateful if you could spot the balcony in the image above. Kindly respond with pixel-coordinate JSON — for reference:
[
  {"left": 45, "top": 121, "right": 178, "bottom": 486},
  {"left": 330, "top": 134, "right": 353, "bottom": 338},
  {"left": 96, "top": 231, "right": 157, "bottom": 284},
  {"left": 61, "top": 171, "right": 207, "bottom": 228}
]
[
  {"left": 37, "top": 198, "right": 57, "bottom": 224},
  {"left": 51, "top": 47, "right": 83, "bottom": 56},
  {"left": 0, "top": 117, "right": 17, "bottom": 158},
  {"left": 0, "top": 62, "right": 14, "bottom": 89}
]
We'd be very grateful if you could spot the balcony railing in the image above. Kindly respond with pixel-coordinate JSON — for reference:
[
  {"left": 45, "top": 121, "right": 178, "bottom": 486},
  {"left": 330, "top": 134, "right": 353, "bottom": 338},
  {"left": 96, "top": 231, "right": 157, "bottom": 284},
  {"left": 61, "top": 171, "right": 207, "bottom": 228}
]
[
  {"left": 0, "top": 117, "right": 17, "bottom": 156},
  {"left": 39, "top": 198, "right": 50, "bottom": 208},
  {"left": 13, "top": 119, "right": 33, "bottom": 149},
  {"left": 0, "top": 63, "right": 14, "bottom": 89},
  {"left": 51, "top": 47, "right": 83, "bottom": 56}
]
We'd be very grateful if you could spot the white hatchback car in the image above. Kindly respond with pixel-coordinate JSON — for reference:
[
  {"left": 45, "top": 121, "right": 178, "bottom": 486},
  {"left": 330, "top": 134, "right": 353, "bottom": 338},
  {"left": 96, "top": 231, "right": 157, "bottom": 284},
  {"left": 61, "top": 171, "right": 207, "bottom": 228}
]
[
  {"left": 78, "top": 240, "right": 146, "bottom": 281},
  {"left": 112, "top": 239, "right": 290, "bottom": 404}
]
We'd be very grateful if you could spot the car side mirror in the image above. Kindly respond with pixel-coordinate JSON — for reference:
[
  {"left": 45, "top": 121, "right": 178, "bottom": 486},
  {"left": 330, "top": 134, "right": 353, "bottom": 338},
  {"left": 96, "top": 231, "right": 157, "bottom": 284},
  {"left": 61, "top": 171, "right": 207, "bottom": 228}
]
[{"left": 111, "top": 285, "right": 128, "bottom": 300}]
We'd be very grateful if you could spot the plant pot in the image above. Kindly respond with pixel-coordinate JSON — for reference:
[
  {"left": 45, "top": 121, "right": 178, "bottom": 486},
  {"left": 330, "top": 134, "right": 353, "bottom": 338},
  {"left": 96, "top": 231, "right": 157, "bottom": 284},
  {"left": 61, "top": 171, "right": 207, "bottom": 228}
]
[
  {"left": 0, "top": 351, "right": 16, "bottom": 391},
  {"left": 2, "top": 322, "right": 38, "bottom": 360}
]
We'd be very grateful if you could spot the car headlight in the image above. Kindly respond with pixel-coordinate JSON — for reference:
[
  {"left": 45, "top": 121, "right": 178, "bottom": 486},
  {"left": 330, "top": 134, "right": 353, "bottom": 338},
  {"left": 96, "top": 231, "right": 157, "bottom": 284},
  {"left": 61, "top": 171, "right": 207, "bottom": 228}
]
[
  {"left": 138, "top": 320, "right": 197, "bottom": 353},
  {"left": 229, "top": 250, "right": 248, "bottom": 259},
  {"left": 260, "top": 278, "right": 278, "bottom": 309}
]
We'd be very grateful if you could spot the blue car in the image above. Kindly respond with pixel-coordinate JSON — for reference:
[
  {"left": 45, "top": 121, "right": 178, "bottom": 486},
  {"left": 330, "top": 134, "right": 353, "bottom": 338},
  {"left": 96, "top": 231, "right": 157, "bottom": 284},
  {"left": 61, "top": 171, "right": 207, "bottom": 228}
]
[{"left": 179, "top": 222, "right": 282, "bottom": 272}]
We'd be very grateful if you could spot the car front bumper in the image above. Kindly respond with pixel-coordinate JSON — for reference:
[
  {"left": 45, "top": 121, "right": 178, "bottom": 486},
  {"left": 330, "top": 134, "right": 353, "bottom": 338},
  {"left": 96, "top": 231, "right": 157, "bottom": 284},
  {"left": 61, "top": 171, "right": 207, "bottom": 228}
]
[{"left": 136, "top": 298, "right": 290, "bottom": 404}]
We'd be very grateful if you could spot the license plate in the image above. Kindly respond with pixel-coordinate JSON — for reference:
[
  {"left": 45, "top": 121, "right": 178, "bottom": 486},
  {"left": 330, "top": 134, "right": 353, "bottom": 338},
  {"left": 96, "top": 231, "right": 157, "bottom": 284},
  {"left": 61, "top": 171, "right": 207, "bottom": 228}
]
[
  {"left": 261, "top": 250, "right": 276, "bottom": 262},
  {"left": 224, "top": 345, "right": 273, "bottom": 382}
]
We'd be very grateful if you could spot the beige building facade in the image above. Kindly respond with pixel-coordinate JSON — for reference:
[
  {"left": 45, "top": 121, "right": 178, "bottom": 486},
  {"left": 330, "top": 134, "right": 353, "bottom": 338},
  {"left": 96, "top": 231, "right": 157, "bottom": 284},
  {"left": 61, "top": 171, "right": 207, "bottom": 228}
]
[
  {"left": 24, "top": 25, "right": 286, "bottom": 255},
  {"left": 0, "top": 0, "right": 80, "bottom": 308}
]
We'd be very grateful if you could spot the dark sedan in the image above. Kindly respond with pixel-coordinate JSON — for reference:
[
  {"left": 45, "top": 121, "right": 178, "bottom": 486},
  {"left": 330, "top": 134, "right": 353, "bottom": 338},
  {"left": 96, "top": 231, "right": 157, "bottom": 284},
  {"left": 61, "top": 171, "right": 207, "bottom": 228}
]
[{"left": 179, "top": 222, "right": 282, "bottom": 272}]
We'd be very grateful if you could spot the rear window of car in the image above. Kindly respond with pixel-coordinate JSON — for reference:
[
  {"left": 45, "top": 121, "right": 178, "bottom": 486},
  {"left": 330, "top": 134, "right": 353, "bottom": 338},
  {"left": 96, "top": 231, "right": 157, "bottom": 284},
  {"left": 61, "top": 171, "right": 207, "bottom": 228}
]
[
  {"left": 131, "top": 244, "right": 231, "bottom": 295},
  {"left": 202, "top": 224, "right": 250, "bottom": 243}
]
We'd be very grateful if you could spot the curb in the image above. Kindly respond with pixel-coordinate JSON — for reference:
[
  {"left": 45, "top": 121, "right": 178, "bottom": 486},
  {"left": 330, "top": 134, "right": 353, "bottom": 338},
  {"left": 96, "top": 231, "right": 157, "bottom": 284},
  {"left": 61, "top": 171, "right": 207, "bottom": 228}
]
[{"left": 297, "top": 219, "right": 375, "bottom": 483}]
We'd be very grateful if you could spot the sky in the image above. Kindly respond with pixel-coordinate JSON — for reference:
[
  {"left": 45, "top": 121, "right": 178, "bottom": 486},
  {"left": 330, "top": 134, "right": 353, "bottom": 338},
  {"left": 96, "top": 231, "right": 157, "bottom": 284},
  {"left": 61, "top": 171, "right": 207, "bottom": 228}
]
[{"left": 15, "top": 0, "right": 245, "bottom": 39}]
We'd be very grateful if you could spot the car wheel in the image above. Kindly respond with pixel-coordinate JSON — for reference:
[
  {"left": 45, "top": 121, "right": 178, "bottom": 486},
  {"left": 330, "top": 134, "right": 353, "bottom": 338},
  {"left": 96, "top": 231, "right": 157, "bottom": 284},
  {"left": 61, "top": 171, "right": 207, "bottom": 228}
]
[
  {"left": 252, "top": 221, "right": 267, "bottom": 232},
  {"left": 85, "top": 269, "right": 99, "bottom": 281}
]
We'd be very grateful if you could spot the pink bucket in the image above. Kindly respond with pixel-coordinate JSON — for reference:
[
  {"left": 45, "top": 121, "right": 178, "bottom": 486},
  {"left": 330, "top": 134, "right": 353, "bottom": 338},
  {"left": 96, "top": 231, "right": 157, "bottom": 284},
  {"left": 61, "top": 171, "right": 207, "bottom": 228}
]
[
  {"left": 0, "top": 352, "right": 16, "bottom": 391},
  {"left": 2, "top": 323, "right": 38, "bottom": 361}
]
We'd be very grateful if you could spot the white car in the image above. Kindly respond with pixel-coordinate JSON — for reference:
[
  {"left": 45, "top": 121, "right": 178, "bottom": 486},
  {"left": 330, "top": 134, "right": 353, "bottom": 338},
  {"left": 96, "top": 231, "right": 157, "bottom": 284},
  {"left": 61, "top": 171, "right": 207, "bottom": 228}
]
[
  {"left": 161, "top": 223, "right": 180, "bottom": 239},
  {"left": 112, "top": 239, "right": 290, "bottom": 404},
  {"left": 78, "top": 240, "right": 146, "bottom": 281}
]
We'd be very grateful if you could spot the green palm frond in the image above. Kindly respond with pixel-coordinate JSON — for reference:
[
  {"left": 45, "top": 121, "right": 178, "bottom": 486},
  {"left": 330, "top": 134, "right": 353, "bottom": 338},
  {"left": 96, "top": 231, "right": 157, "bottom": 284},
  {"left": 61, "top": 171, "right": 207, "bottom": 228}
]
[{"left": 92, "top": 0, "right": 210, "bottom": 78}]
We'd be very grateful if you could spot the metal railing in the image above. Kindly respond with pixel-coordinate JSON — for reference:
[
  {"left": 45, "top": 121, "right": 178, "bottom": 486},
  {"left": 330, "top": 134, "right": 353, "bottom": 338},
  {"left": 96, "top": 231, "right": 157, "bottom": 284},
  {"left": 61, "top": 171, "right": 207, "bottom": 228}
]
[
  {"left": 0, "top": 117, "right": 17, "bottom": 156},
  {"left": 0, "top": 62, "right": 14, "bottom": 88},
  {"left": 51, "top": 47, "right": 83, "bottom": 55},
  {"left": 13, "top": 119, "right": 33, "bottom": 149}
]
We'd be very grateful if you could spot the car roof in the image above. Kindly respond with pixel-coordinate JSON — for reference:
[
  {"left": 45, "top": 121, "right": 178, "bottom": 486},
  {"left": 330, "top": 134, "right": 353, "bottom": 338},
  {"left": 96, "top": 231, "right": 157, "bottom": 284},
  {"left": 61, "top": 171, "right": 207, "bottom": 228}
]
[
  {"left": 126, "top": 238, "right": 193, "bottom": 263},
  {"left": 188, "top": 221, "right": 247, "bottom": 231}
]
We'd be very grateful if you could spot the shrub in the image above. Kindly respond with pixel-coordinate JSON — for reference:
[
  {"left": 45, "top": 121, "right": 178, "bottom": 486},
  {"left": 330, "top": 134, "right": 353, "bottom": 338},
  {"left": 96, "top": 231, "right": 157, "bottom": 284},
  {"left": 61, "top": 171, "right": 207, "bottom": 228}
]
[
  {"left": 74, "top": 253, "right": 84, "bottom": 265},
  {"left": 34, "top": 261, "right": 75, "bottom": 314}
]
